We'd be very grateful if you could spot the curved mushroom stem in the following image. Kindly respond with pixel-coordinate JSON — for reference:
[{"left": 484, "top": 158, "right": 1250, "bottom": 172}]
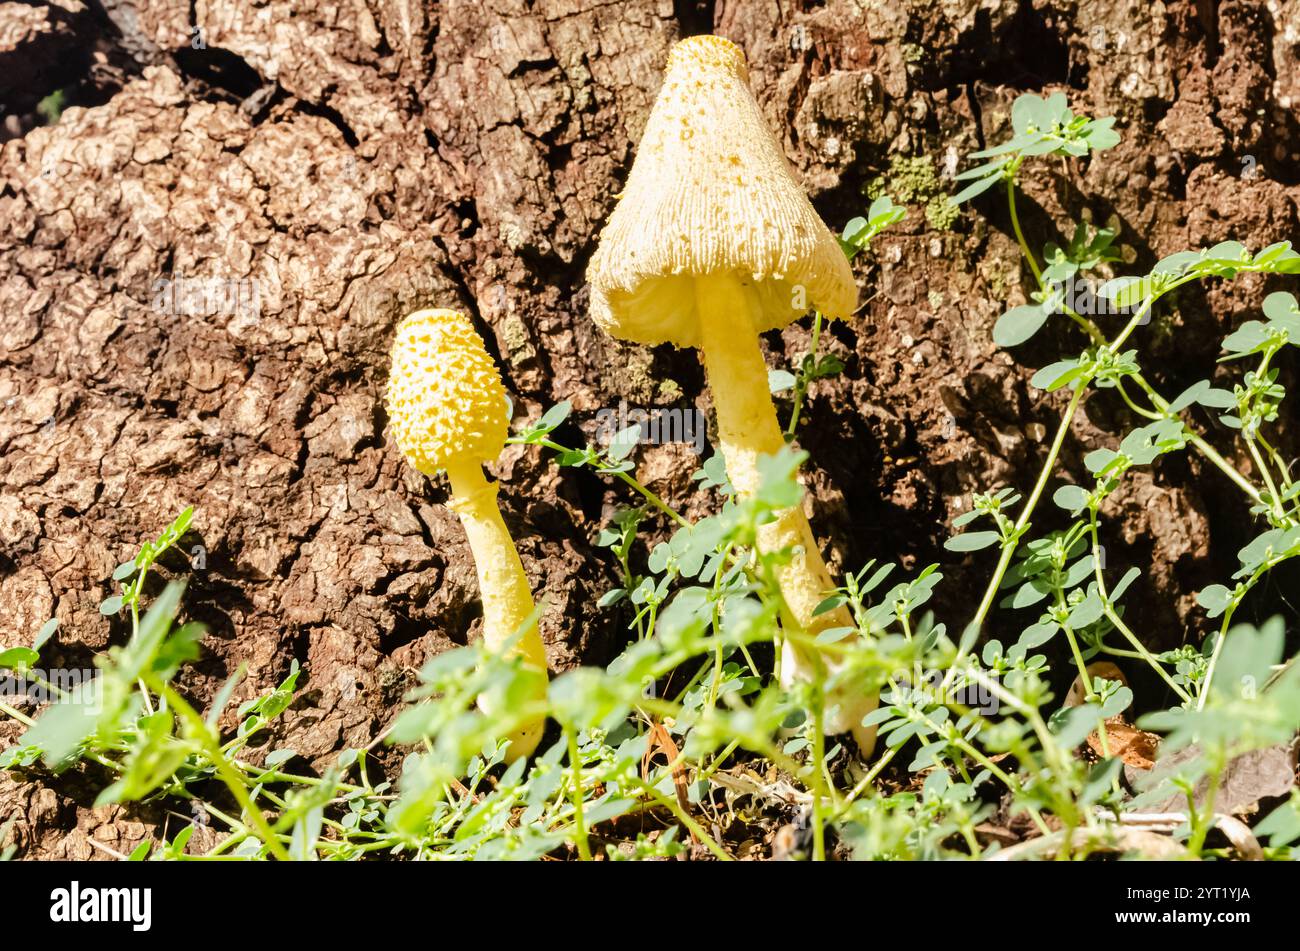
[
  {"left": 695, "top": 273, "right": 878, "bottom": 755},
  {"left": 444, "top": 460, "right": 550, "bottom": 761}
]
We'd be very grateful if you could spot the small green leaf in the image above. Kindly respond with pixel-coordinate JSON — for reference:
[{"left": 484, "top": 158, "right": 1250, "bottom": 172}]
[
  {"left": 1082, "top": 117, "right": 1120, "bottom": 151},
  {"left": 606, "top": 424, "right": 641, "bottom": 463},
  {"left": 1196, "top": 584, "right": 1232, "bottom": 619},
  {"left": 814, "top": 626, "right": 856, "bottom": 645},
  {"left": 1052, "top": 484, "right": 1089, "bottom": 513},
  {"left": 1050, "top": 704, "right": 1100, "bottom": 749},
  {"left": 538, "top": 401, "right": 571, "bottom": 431},
  {"left": 1097, "top": 276, "right": 1152, "bottom": 309},
  {"left": 768, "top": 369, "right": 796, "bottom": 393},
  {"left": 1222, "top": 321, "right": 1271, "bottom": 358},
  {"left": 1211, "top": 617, "right": 1284, "bottom": 700},
  {"left": 1017, "top": 621, "right": 1058, "bottom": 650},
  {"left": 1030, "top": 359, "right": 1087, "bottom": 391},
  {"left": 0, "top": 647, "right": 39, "bottom": 672},
  {"left": 1099, "top": 686, "right": 1133, "bottom": 719},
  {"left": 949, "top": 173, "right": 1001, "bottom": 206},
  {"left": 1109, "top": 567, "right": 1142, "bottom": 602},
  {"left": 860, "top": 563, "right": 895, "bottom": 594},
  {"left": 993, "top": 304, "right": 1050, "bottom": 347},
  {"left": 1011, "top": 94, "right": 1050, "bottom": 134},
  {"left": 23, "top": 679, "right": 104, "bottom": 767},
  {"left": 1067, "top": 590, "right": 1105, "bottom": 628},
  {"left": 1009, "top": 578, "right": 1051, "bottom": 609},
  {"left": 1262, "top": 291, "right": 1298, "bottom": 326},
  {"left": 34, "top": 618, "right": 58, "bottom": 650},
  {"left": 265, "top": 748, "right": 298, "bottom": 767},
  {"left": 1255, "top": 796, "right": 1300, "bottom": 847},
  {"left": 812, "top": 594, "right": 847, "bottom": 617},
  {"left": 597, "top": 588, "right": 626, "bottom": 608},
  {"left": 944, "top": 531, "right": 1000, "bottom": 553},
  {"left": 1084, "top": 448, "right": 1120, "bottom": 474}
]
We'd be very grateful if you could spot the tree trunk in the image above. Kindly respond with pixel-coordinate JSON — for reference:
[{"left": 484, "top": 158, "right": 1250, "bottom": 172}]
[{"left": 2, "top": 0, "right": 1298, "bottom": 857}]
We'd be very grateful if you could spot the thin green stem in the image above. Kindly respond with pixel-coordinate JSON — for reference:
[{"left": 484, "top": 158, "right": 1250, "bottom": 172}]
[
  {"left": 1097, "top": 644, "right": 1153, "bottom": 660},
  {"left": 962, "top": 667, "right": 1071, "bottom": 782},
  {"left": 697, "top": 739, "right": 741, "bottom": 785},
  {"left": 785, "top": 310, "right": 824, "bottom": 440},
  {"left": 948, "top": 383, "right": 1087, "bottom": 681},
  {"left": 1059, "top": 617, "right": 1095, "bottom": 702},
  {"left": 0, "top": 701, "right": 35, "bottom": 727},
  {"left": 949, "top": 733, "right": 1019, "bottom": 791},
  {"left": 129, "top": 562, "right": 156, "bottom": 716},
  {"left": 1124, "top": 374, "right": 1264, "bottom": 504},
  {"left": 1255, "top": 432, "right": 1295, "bottom": 498},
  {"left": 1200, "top": 617, "right": 1235, "bottom": 712},
  {"left": 1109, "top": 294, "right": 1158, "bottom": 352},
  {"left": 1085, "top": 517, "right": 1191, "bottom": 704},
  {"left": 1187, "top": 432, "right": 1263, "bottom": 503},
  {"left": 156, "top": 683, "right": 292, "bottom": 861},
  {"left": 565, "top": 730, "right": 593, "bottom": 861},
  {"left": 1245, "top": 437, "right": 1286, "bottom": 523},
  {"left": 1006, "top": 176, "right": 1266, "bottom": 520},
  {"left": 1114, "top": 377, "right": 1163, "bottom": 420},
  {"left": 1107, "top": 597, "right": 1190, "bottom": 701},
  {"left": 1007, "top": 172, "right": 1042, "bottom": 285},
  {"left": 953, "top": 281, "right": 1163, "bottom": 686},
  {"left": 1198, "top": 563, "right": 1272, "bottom": 707},
  {"left": 842, "top": 746, "right": 897, "bottom": 805},
  {"left": 1187, "top": 755, "right": 1224, "bottom": 857},
  {"left": 534, "top": 438, "right": 689, "bottom": 527},
  {"left": 630, "top": 779, "right": 731, "bottom": 860},
  {"left": 609, "top": 469, "right": 690, "bottom": 527},
  {"left": 810, "top": 701, "right": 827, "bottom": 861}
]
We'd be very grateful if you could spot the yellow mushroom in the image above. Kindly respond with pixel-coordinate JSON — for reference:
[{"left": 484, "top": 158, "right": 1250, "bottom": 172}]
[
  {"left": 385, "top": 308, "right": 549, "bottom": 761},
  {"left": 586, "top": 35, "right": 878, "bottom": 753}
]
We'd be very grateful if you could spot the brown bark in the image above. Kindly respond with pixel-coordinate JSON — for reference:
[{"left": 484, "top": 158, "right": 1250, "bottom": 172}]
[{"left": 2, "top": 0, "right": 1299, "bottom": 856}]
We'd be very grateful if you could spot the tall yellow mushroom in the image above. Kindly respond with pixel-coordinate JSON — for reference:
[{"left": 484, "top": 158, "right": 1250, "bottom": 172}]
[
  {"left": 587, "top": 35, "right": 877, "bottom": 753},
  {"left": 386, "top": 308, "right": 549, "bottom": 761}
]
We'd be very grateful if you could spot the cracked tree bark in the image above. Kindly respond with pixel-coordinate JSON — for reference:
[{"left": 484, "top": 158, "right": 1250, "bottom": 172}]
[{"left": 2, "top": 0, "right": 1300, "bottom": 857}]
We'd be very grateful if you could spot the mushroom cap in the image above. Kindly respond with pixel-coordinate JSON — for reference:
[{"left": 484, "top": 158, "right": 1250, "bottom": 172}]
[
  {"left": 587, "top": 35, "right": 856, "bottom": 349},
  {"left": 385, "top": 308, "right": 510, "bottom": 474}
]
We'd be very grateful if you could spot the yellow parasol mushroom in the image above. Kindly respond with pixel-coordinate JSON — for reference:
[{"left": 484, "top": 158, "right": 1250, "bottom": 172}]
[
  {"left": 386, "top": 308, "right": 549, "bottom": 761},
  {"left": 586, "top": 35, "right": 877, "bottom": 753}
]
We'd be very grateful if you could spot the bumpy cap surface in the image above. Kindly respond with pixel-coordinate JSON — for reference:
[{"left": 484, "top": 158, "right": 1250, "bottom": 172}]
[
  {"left": 587, "top": 35, "right": 856, "bottom": 349},
  {"left": 386, "top": 309, "right": 510, "bottom": 474}
]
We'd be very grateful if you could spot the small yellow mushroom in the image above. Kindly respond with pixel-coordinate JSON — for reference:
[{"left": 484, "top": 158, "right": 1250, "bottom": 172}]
[
  {"left": 586, "top": 35, "right": 877, "bottom": 753},
  {"left": 385, "top": 308, "right": 549, "bottom": 761}
]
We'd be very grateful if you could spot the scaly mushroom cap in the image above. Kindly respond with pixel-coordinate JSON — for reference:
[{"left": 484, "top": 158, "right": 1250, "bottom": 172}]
[
  {"left": 587, "top": 35, "right": 856, "bottom": 349},
  {"left": 385, "top": 308, "right": 510, "bottom": 474}
]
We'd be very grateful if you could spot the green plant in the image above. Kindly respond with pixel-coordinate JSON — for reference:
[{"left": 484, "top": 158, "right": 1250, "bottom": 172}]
[
  {"left": 939, "top": 90, "right": 1300, "bottom": 855},
  {"left": 946, "top": 93, "right": 1300, "bottom": 701},
  {"left": 2, "top": 91, "right": 1297, "bottom": 863},
  {"left": 36, "top": 88, "right": 68, "bottom": 125},
  {"left": 2, "top": 553, "right": 410, "bottom": 859},
  {"left": 0, "top": 188, "right": 910, "bottom": 859}
]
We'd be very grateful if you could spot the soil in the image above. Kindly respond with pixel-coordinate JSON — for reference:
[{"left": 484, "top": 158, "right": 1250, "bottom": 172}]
[{"left": 2, "top": 0, "right": 1299, "bottom": 858}]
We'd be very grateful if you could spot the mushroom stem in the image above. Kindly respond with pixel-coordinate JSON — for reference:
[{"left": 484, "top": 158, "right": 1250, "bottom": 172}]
[
  {"left": 695, "top": 274, "right": 878, "bottom": 754},
  {"left": 444, "top": 460, "right": 549, "bottom": 760}
]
